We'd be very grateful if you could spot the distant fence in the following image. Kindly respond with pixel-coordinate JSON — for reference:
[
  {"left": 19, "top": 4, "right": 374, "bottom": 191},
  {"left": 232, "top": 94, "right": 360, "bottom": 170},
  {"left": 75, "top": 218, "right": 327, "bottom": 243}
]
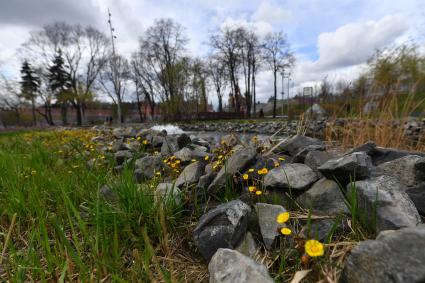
[{"left": 169, "top": 112, "right": 246, "bottom": 121}]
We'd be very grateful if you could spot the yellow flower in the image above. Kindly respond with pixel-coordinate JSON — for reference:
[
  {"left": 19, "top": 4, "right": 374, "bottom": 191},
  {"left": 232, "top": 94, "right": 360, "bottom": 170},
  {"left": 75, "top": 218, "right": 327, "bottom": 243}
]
[
  {"left": 242, "top": 174, "right": 249, "bottom": 180},
  {"left": 142, "top": 140, "right": 148, "bottom": 145},
  {"left": 137, "top": 136, "right": 141, "bottom": 140},
  {"left": 248, "top": 186, "right": 256, "bottom": 192},
  {"left": 258, "top": 168, "right": 268, "bottom": 175},
  {"left": 255, "top": 190, "right": 262, "bottom": 196},
  {"left": 218, "top": 155, "right": 223, "bottom": 160},
  {"left": 155, "top": 172, "right": 161, "bottom": 176},
  {"left": 276, "top": 212, "right": 290, "bottom": 224},
  {"left": 274, "top": 162, "right": 280, "bottom": 168},
  {"left": 175, "top": 160, "right": 181, "bottom": 164},
  {"left": 99, "top": 155, "right": 105, "bottom": 159},
  {"left": 279, "top": 157, "right": 285, "bottom": 161},
  {"left": 171, "top": 163, "right": 176, "bottom": 168},
  {"left": 280, "top": 227, "right": 292, "bottom": 235},
  {"left": 305, "top": 240, "right": 325, "bottom": 257},
  {"left": 204, "top": 156, "right": 210, "bottom": 161},
  {"left": 30, "top": 170, "right": 37, "bottom": 176},
  {"left": 163, "top": 159, "right": 168, "bottom": 163},
  {"left": 248, "top": 168, "right": 255, "bottom": 173},
  {"left": 191, "top": 159, "right": 197, "bottom": 162}
]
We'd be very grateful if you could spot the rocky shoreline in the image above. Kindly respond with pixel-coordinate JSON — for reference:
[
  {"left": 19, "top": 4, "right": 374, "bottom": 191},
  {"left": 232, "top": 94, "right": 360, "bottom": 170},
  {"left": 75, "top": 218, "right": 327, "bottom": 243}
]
[
  {"left": 91, "top": 125, "right": 425, "bottom": 282},
  {"left": 177, "top": 118, "right": 425, "bottom": 140}
]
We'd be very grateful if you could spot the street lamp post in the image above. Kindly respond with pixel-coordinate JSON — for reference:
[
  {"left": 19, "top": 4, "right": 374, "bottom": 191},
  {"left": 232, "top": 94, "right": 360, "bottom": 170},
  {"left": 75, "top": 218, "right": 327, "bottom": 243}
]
[{"left": 280, "top": 71, "right": 284, "bottom": 117}]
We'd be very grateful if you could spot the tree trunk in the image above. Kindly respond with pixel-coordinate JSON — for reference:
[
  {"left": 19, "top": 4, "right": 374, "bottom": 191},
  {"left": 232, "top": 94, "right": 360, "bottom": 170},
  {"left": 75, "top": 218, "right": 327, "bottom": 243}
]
[
  {"left": 273, "top": 70, "right": 277, "bottom": 118},
  {"left": 31, "top": 97, "right": 36, "bottom": 126},
  {"left": 253, "top": 73, "right": 256, "bottom": 116},
  {"left": 136, "top": 94, "right": 144, "bottom": 122},
  {"left": 218, "top": 95, "right": 223, "bottom": 112},
  {"left": 61, "top": 102, "right": 68, "bottom": 125},
  {"left": 117, "top": 98, "right": 122, "bottom": 125},
  {"left": 75, "top": 103, "right": 82, "bottom": 126}
]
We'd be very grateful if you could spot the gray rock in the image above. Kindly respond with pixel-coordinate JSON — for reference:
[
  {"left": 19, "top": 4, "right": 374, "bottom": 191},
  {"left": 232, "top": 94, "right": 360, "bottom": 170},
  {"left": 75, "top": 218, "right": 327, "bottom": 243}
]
[
  {"left": 318, "top": 152, "right": 372, "bottom": 185},
  {"left": 155, "top": 183, "right": 182, "bottom": 205},
  {"left": 175, "top": 161, "right": 205, "bottom": 188},
  {"left": 112, "top": 127, "right": 136, "bottom": 139},
  {"left": 220, "top": 134, "right": 239, "bottom": 147},
  {"left": 406, "top": 182, "right": 425, "bottom": 215},
  {"left": 274, "top": 135, "right": 325, "bottom": 156},
  {"left": 197, "top": 173, "right": 217, "bottom": 191},
  {"left": 134, "top": 155, "right": 163, "bottom": 181},
  {"left": 236, "top": 232, "right": 258, "bottom": 258},
  {"left": 209, "top": 248, "right": 274, "bottom": 283},
  {"left": 255, "top": 203, "right": 286, "bottom": 249},
  {"left": 161, "top": 134, "right": 191, "bottom": 155},
  {"left": 300, "top": 219, "right": 343, "bottom": 242},
  {"left": 378, "top": 155, "right": 425, "bottom": 187},
  {"left": 99, "top": 185, "right": 117, "bottom": 202},
  {"left": 174, "top": 146, "right": 209, "bottom": 162},
  {"left": 292, "top": 144, "right": 326, "bottom": 163},
  {"left": 348, "top": 175, "right": 421, "bottom": 233},
  {"left": 114, "top": 150, "right": 133, "bottom": 165},
  {"left": 304, "top": 150, "right": 334, "bottom": 176},
  {"left": 208, "top": 147, "right": 257, "bottom": 194},
  {"left": 264, "top": 163, "right": 318, "bottom": 190},
  {"left": 193, "top": 200, "right": 251, "bottom": 260},
  {"left": 297, "top": 178, "right": 349, "bottom": 215},
  {"left": 341, "top": 225, "right": 425, "bottom": 283}
]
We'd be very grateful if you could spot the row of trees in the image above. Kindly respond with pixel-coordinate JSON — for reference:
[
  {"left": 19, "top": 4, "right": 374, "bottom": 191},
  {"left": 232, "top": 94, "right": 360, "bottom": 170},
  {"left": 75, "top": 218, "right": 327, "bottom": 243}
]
[{"left": 0, "top": 18, "right": 295, "bottom": 126}]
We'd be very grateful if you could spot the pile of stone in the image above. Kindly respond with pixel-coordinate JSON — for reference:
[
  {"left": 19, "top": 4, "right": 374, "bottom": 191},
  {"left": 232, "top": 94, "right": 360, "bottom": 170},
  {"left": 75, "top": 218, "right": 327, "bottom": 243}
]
[
  {"left": 178, "top": 118, "right": 425, "bottom": 142},
  {"left": 94, "top": 125, "right": 425, "bottom": 282}
]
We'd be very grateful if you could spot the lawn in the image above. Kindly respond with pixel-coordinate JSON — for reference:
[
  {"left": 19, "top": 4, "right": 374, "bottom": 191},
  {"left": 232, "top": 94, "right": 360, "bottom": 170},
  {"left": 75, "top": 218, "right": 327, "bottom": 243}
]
[{"left": 0, "top": 130, "right": 205, "bottom": 282}]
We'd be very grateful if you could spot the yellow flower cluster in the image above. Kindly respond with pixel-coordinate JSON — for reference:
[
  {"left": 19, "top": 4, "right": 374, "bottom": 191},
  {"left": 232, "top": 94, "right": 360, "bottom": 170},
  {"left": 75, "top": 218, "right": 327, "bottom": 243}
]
[{"left": 275, "top": 212, "right": 325, "bottom": 258}]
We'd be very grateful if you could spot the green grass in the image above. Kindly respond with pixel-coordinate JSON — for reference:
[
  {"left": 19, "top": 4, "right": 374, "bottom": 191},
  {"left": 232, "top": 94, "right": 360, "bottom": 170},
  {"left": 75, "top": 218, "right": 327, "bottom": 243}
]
[{"left": 0, "top": 131, "right": 196, "bottom": 282}]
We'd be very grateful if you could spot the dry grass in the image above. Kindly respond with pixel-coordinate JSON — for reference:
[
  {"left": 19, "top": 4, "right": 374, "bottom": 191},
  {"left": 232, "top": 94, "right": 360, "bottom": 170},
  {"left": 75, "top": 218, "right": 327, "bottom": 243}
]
[{"left": 324, "top": 90, "right": 425, "bottom": 152}]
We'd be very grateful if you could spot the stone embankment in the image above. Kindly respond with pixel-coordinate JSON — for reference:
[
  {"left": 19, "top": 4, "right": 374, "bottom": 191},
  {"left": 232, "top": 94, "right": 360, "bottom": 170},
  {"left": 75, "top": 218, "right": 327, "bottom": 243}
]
[{"left": 91, "top": 125, "right": 425, "bottom": 282}]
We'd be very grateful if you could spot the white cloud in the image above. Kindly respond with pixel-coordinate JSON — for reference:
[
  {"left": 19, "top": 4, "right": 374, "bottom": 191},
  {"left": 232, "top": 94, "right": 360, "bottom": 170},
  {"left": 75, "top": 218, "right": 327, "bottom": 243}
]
[
  {"left": 315, "top": 15, "right": 408, "bottom": 70},
  {"left": 253, "top": 2, "right": 291, "bottom": 25}
]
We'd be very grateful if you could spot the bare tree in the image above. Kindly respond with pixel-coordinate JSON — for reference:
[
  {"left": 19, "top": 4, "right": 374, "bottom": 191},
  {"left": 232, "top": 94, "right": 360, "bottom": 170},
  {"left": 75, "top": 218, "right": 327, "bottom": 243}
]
[
  {"left": 0, "top": 74, "right": 25, "bottom": 126},
  {"left": 21, "top": 22, "right": 109, "bottom": 125},
  {"left": 207, "top": 56, "right": 227, "bottom": 112},
  {"left": 210, "top": 26, "right": 244, "bottom": 113},
  {"left": 262, "top": 31, "right": 294, "bottom": 118},
  {"left": 137, "top": 18, "right": 189, "bottom": 119},
  {"left": 99, "top": 54, "right": 129, "bottom": 124}
]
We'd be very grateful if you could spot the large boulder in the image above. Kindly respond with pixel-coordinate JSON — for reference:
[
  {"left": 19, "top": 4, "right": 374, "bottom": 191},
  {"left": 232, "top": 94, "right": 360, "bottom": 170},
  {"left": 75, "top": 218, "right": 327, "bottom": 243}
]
[
  {"left": 348, "top": 175, "right": 421, "bottom": 233},
  {"left": 349, "top": 141, "right": 425, "bottom": 165},
  {"left": 341, "top": 225, "right": 425, "bottom": 283},
  {"left": 161, "top": 134, "right": 191, "bottom": 155},
  {"left": 297, "top": 178, "right": 349, "bottom": 215},
  {"left": 208, "top": 147, "right": 257, "bottom": 194},
  {"left": 175, "top": 161, "right": 205, "bottom": 188},
  {"left": 134, "top": 155, "right": 163, "bottom": 181},
  {"left": 318, "top": 152, "right": 372, "bottom": 185},
  {"left": 174, "top": 146, "right": 209, "bottom": 162},
  {"left": 209, "top": 248, "right": 274, "bottom": 283},
  {"left": 304, "top": 150, "right": 334, "bottom": 176},
  {"left": 155, "top": 183, "right": 182, "bottom": 206},
  {"left": 406, "top": 182, "right": 425, "bottom": 215},
  {"left": 378, "top": 155, "right": 425, "bottom": 187},
  {"left": 274, "top": 135, "right": 325, "bottom": 156},
  {"left": 264, "top": 163, "right": 318, "bottom": 190},
  {"left": 193, "top": 200, "right": 251, "bottom": 260},
  {"left": 255, "top": 203, "right": 286, "bottom": 249},
  {"left": 114, "top": 150, "right": 133, "bottom": 165}
]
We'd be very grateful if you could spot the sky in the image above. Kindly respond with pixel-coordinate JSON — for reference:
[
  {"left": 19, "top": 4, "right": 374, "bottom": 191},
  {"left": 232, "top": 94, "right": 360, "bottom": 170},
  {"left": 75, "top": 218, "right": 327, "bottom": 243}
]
[{"left": 0, "top": 0, "right": 424, "bottom": 106}]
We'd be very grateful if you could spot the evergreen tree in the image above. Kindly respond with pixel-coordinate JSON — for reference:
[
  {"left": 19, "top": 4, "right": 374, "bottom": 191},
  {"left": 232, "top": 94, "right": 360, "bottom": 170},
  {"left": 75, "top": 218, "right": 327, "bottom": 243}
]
[
  {"left": 48, "top": 49, "right": 71, "bottom": 125},
  {"left": 20, "top": 60, "right": 39, "bottom": 126}
]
